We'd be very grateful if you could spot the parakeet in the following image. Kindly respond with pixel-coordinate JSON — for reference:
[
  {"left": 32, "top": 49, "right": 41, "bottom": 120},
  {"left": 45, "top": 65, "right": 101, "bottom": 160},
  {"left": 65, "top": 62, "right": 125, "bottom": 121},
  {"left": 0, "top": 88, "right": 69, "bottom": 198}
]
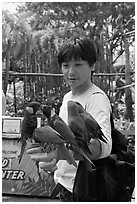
[
  {"left": 74, "top": 101, "right": 108, "bottom": 143},
  {"left": 41, "top": 105, "right": 77, "bottom": 167},
  {"left": 18, "top": 101, "right": 41, "bottom": 163},
  {"left": 33, "top": 125, "right": 77, "bottom": 167},
  {"left": 67, "top": 100, "right": 95, "bottom": 169},
  {"left": 42, "top": 105, "right": 95, "bottom": 168},
  {"left": 34, "top": 125, "right": 65, "bottom": 144}
]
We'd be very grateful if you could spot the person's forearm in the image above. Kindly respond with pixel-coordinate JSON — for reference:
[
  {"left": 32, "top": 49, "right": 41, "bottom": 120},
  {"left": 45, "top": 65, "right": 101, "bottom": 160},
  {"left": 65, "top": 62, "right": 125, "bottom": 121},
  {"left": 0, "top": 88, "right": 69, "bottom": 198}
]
[
  {"left": 57, "top": 138, "right": 102, "bottom": 162},
  {"left": 88, "top": 138, "right": 102, "bottom": 159},
  {"left": 73, "top": 138, "right": 102, "bottom": 160},
  {"left": 57, "top": 145, "right": 83, "bottom": 161}
]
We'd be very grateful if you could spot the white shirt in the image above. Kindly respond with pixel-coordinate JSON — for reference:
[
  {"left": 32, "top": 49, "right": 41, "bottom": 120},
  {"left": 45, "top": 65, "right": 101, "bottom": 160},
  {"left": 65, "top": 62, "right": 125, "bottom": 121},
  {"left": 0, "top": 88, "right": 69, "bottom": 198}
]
[{"left": 54, "top": 83, "right": 112, "bottom": 192}]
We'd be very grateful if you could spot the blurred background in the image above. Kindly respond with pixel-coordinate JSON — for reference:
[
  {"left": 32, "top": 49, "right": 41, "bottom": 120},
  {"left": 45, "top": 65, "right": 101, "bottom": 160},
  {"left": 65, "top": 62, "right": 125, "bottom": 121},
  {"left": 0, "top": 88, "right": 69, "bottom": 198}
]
[{"left": 2, "top": 2, "right": 135, "bottom": 126}]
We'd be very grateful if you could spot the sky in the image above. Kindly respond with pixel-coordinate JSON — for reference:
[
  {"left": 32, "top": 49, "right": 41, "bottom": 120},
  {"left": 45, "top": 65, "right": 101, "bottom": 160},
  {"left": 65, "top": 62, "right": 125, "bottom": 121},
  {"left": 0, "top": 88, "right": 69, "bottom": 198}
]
[
  {"left": 1, "top": 1, "right": 134, "bottom": 66},
  {"left": 2, "top": 2, "right": 21, "bottom": 13}
]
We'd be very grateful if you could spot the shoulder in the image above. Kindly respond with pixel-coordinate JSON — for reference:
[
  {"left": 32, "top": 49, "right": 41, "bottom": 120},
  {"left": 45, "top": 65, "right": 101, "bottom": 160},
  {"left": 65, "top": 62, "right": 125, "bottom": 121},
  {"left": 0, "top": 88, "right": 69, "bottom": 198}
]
[
  {"left": 89, "top": 84, "right": 107, "bottom": 96},
  {"left": 63, "top": 91, "right": 72, "bottom": 101},
  {"left": 86, "top": 84, "right": 111, "bottom": 112},
  {"left": 88, "top": 84, "right": 110, "bottom": 102}
]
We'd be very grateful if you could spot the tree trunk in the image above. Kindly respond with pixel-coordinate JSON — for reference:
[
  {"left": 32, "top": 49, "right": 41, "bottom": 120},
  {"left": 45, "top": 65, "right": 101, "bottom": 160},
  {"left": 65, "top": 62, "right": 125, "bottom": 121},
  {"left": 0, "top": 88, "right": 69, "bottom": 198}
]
[
  {"left": 123, "top": 35, "right": 134, "bottom": 121},
  {"left": 13, "top": 77, "right": 17, "bottom": 116},
  {"left": 3, "top": 42, "right": 11, "bottom": 95}
]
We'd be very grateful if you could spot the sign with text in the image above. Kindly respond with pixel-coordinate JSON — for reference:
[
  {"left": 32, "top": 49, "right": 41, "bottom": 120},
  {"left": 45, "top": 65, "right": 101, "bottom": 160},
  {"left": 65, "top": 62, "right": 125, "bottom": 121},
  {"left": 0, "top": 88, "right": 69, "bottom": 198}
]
[{"left": 2, "top": 116, "right": 55, "bottom": 196}]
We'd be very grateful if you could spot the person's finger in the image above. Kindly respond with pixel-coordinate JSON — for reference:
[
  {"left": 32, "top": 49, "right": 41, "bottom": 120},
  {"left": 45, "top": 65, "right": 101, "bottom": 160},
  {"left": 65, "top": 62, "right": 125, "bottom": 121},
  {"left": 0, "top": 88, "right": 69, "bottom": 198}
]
[
  {"left": 27, "top": 147, "right": 43, "bottom": 154},
  {"left": 27, "top": 143, "right": 41, "bottom": 149},
  {"left": 30, "top": 152, "right": 47, "bottom": 161},
  {"left": 50, "top": 165, "right": 58, "bottom": 172},
  {"left": 30, "top": 149, "right": 58, "bottom": 162},
  {"left": 39, "top": 159, "right": 57, "bottom": 172}
]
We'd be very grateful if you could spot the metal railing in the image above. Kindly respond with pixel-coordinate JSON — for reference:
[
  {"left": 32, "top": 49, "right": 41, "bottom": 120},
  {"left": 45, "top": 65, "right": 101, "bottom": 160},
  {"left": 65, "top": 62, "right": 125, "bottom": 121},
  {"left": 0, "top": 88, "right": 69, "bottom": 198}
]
[{"left": 5, "top": 71, "right": 134, "bottom": 116}]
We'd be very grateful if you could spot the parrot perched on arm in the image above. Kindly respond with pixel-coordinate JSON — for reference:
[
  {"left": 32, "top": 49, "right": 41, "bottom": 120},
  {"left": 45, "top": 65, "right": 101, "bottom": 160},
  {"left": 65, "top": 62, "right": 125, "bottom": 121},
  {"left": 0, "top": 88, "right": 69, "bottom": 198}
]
[
  {"left": 18, "top": 101, "right": 41, "bottom": 163},
  {"left": 33, "top": 124, "right": 78, "bottom": 168},
  {"left": 67, "top": 100, "right": 108, "bottom": 199},
  {"left": 74, "top": 101, "right": 108, "bottom": 143},
  {"left": 41, "top": 105, "right": 77, "bottom": 167},
  {"left": 42, "top": 105, "right": 95, "bottom": 168},
  {"left": 67, "top": 100, "right": 96, "bottom": 170}
]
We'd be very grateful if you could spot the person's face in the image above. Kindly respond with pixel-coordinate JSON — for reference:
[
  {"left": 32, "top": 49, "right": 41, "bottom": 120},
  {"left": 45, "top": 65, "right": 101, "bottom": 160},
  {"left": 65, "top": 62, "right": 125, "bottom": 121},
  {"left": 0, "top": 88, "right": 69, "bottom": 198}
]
[{"left": 61, "top": 58, "right": 94, "bottom": 92}]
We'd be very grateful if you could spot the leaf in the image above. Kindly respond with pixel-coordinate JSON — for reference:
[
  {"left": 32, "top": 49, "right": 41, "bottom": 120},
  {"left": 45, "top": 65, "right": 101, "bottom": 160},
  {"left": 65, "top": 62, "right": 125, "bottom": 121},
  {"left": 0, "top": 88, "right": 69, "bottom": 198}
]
[{"left": 4, "top": 23, "right": 11, "bottom": 39}]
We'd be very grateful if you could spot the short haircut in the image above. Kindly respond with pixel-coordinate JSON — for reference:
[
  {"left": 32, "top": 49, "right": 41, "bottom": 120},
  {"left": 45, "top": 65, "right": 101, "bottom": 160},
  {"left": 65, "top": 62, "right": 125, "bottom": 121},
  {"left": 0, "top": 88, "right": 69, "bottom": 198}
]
[{"left": 58, "top": 37, "right": 97, "bottom": 68}]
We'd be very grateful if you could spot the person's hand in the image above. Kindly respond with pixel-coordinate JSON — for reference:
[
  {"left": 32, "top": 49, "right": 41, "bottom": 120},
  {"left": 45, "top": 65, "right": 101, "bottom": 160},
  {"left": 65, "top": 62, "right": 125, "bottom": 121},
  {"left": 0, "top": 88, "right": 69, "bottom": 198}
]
[{"left": 27, "top": 146, "right": 60, "bottom": 173}]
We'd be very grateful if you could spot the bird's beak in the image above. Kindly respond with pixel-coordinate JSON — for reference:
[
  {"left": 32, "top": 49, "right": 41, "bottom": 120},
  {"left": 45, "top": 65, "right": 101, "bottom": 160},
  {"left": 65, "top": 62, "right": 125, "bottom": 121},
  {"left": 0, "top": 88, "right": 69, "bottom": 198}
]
[
  {"left": 26, "top": 107, "right": 33, "bottom": 114},
  {"left": 36, "top": 106, "right": 43, "bottom": 116},
  {"left": 40, "top": 105, "right": 44, "bottom": 112}
]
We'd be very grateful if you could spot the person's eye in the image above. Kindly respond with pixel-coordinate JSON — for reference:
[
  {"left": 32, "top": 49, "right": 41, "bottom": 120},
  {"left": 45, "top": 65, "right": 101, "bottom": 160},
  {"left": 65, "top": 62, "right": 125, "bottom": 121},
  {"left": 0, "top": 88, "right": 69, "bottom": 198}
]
[
  {"left": 62, "top": 64, "right": 69, "bottom": 69},
  {"left": 75, "top": 63, "right": 82, "bottom": 66}
]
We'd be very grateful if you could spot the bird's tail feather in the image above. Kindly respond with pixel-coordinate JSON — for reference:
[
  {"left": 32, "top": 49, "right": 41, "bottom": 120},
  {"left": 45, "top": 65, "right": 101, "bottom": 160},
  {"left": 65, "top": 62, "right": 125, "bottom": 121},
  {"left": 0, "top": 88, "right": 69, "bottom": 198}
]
[
  {"left": 58, "top": 143, "right": 77, "bottom": 167},
  {"left": 98, "top": 130, "right": 108, "bottom": 143},
  {"left": 18, "top": 140, "right": 27, "bottom": 163},
  {"left": 78, "top": 148, "right": 95, "bottom": 169}
]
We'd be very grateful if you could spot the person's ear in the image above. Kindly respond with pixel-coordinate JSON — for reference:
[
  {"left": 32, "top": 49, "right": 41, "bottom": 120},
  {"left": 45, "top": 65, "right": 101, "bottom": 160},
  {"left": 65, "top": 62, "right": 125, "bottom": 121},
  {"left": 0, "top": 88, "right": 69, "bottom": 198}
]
[{"left": 91, "top": 64, "right": 95, "bottom": 72}]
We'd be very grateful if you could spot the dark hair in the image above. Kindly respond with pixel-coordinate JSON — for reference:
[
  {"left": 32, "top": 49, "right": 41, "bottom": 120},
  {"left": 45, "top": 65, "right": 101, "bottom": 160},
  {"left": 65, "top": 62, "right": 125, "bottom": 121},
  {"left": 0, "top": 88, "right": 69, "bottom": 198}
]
[{"left": 58, "top": 37, "right": 97, "bottom": 68}]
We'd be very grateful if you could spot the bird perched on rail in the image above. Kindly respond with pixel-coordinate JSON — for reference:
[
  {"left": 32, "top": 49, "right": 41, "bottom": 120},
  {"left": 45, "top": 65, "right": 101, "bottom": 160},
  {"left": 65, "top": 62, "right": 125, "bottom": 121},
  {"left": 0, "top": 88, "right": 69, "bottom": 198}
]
[
  {"left": 42, "top": 105, "right": 94, "bottom": 168},
  {"left": 74, "top": 101, "right": 108, "bottom": 144},
  {"left": 18, "top": 101, "right": 41, "bottom": 164}
]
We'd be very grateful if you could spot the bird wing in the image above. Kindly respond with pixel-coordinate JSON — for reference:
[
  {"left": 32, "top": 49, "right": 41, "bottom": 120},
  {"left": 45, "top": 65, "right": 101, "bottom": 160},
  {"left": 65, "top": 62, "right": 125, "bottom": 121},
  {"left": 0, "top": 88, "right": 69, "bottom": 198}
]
[
  {"left": 80, "top": 112, "right": 108, "bottom": 143},
  {"left": 34, "top": 125, "right": 65, "bottom": 144},
  {"left": 18, "top": 106, "right": 38, "bottom": 163},
  {"left": 75, "top": 102, "right": 108, "bottom": 143},
  {"left": 34, "top": 125, "right": 77, "bottom": 168},
  {"left": 76, "top": 102, "right": 103, "bottom": 133},
  {"left": 18, "top": 136, "right": 27, "bottom": 163},
  {"left": 53, "top": 116, "right": 78, "bottom": 147},
  {"left": 67, "top": 101, "right": 96, "bottom": 167},
  {"left": 53, "top": 117, "right": 94, "bottom": 165},
  {"left": 68, "top": 120, "right": 94, "bottom": 163}
]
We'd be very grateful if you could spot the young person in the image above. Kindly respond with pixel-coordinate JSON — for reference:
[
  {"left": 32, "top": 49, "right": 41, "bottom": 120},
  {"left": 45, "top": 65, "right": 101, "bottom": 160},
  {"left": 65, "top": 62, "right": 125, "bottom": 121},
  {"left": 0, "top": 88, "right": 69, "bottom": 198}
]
[{"left": 27, "top": 37, "right": 112, "bottom": 201}]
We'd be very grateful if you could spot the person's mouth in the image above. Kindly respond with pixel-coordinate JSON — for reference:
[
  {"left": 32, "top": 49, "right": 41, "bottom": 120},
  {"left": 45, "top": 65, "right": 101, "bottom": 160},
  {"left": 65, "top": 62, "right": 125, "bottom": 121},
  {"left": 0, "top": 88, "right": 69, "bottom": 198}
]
[{"left": 69, "top": 78, "right": 78, "bottom": 81}]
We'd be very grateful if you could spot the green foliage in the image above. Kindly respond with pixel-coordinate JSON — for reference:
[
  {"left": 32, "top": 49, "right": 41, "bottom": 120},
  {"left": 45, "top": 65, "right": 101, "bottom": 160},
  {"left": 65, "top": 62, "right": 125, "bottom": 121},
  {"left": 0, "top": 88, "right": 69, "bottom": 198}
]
[
  {"left": 2, "top": 2, "right": 135, "bottom": 75},
  {"left": 2, "top": 2, "right": 135, "bottom": 121},
  {"left": 2, "top": 10, "right": 32, "bottom": 61}
]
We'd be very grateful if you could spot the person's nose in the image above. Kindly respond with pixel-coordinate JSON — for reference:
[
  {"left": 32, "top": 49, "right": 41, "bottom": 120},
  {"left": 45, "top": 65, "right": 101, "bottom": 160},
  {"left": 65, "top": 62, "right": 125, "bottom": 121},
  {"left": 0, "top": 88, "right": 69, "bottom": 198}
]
[{"left": 68, "top": 64, "right": 76, "bottom": 76}]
